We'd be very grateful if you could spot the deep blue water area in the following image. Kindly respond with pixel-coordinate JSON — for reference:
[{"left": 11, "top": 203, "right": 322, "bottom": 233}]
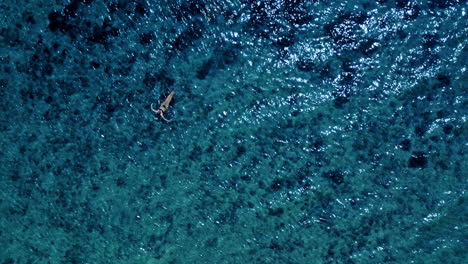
[{"left": 0, "top": 0, "right": 467, "bottom": 263}]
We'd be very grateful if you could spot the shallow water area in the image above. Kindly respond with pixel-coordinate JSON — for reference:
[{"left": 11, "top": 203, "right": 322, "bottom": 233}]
[{"left": 0, "top": 0, "right": 467, "bottom": 263}]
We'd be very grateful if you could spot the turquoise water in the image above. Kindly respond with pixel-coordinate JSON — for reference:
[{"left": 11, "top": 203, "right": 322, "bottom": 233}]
[{"left": 0, "top": 0, "right": 467, "bottom": 263}]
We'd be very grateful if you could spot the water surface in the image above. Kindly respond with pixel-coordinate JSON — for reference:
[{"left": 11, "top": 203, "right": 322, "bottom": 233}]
[{"left": 0, "top": 0, "right": 467, "bottom": 263}]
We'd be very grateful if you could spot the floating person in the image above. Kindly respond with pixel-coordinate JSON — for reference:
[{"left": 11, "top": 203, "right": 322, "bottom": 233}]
[{"left": 151, "top": 91, "right": 175, "bottom": 122}]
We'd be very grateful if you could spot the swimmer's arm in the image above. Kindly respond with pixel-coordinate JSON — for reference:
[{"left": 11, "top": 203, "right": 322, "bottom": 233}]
[{"left": 151, "top": 103, "right": 160, "bottom": 114}]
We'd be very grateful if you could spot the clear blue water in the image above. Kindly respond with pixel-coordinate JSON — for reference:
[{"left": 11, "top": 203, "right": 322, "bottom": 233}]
[{"left": 0, "top": 0, "right": 467, "bottom": 263}]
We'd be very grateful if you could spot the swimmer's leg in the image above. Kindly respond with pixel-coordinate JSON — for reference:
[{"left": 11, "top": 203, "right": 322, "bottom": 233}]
[{"left": 160, "top": 112, "right": 171, "bottom": 122}]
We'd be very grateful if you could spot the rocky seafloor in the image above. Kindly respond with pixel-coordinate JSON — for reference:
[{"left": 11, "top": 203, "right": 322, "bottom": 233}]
[{"left": 0, "top": 0, "right": 466, "bottom": 263}]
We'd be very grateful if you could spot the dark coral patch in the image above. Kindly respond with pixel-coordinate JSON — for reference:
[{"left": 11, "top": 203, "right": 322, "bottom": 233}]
[
  {"left": 273, "top": 33, "right": 296, "bottom": 48},
  {"left": 116, "top": 177, "right": 125, "bottom": 187},
  {"left": 399, "top": 138, "right": 411, "bottom": 151},
  {"left": 140, "top": 31, "right": 155, "bottom": 45},
  {"left": 195, "top": 44, "right": 240, "bottom": 79},
  {"left": 332, "top": 87, "right": 352, "bottom": 108},
  {"left": 443, "top": 124, "right": 453, "bottom": 134},
  {"left": 218, "top": 47, "right": 238, "bottom": 66},
  {"left": 90, "top": 61, "right": 100, "bottom": 69},
  {"left": 296, "top": 58, "right": 315, "bottom": 72},
  {"left": 48, "top": 0, "right": 93, "bottom": 33},
  {"left": 269, "top": 178, "right": 294, "bottom": 191},
  {"left": 422, "top": 33, "right": 439, "bottom": 49},
  {"left": 48, "top": 1, "right": 119, "bottom": 44},
  {"left": 64, "top": 0, "right": 83, "bottom": 18},
  {"left": 435, "top": 74, "right": 451, "bottom": 88},
  {"left": 135, "top": 1, "right": 148, "bottom": 17},
  {"left": 428, "top": 0, "right": 461, "bottom": 9},
  {"left": 143, "top": 71, "right": 175, "bottom": 89},
  {"left": 107, "top": 0, "right": 147, "bottom": 17},
  {"left": 247, "top": 0, "right": 310, "bottom": 39},
  {"left": 87, "top": 19, "right": 119, "bottom": 44},
  {"left": 196, "top": 59, "right": 213, "bottom": 80},
  {"left": 25, "top": 12, "right": 36, "bottom": 24},
  {"left": 358, "top": 39, "right": 380, "bottom": 56},
  {"left": 236, "top": 146, "right": 246, "bottom": 157},
  {"left": 324, "top": 12, "right": 368, "bottom": 50},
  {"left": 171, "top": 20, "right": 205, "bottom": 53},
  {"left": 268, "top": 207, "right": 284, "bottom": 216},
  {"left": 172, "top": 0, "right": 206, "bottom": 21},
  {"left": 408, "top": 152, "right": 428, "bottom": 168},
  {"left": 323, "top": 170, "right": 345, "bottom": 185},
  {"left": 403, "top": 3, "right": 420, "bottom": 20},
  {"left": 48, "top": 11, "right": 72, "bottom": 33},
  {"left": 395, "top": 0, "right": 408, "bottom": 8},
  {"left": 3, "top": 258, "right": 14, "bottom": 264},
  {"left": 285, "top": 3, "right": 312, "bottom": 26},
  {"left": 414, "top": 125, "right": 426, "bottom": 137}
]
